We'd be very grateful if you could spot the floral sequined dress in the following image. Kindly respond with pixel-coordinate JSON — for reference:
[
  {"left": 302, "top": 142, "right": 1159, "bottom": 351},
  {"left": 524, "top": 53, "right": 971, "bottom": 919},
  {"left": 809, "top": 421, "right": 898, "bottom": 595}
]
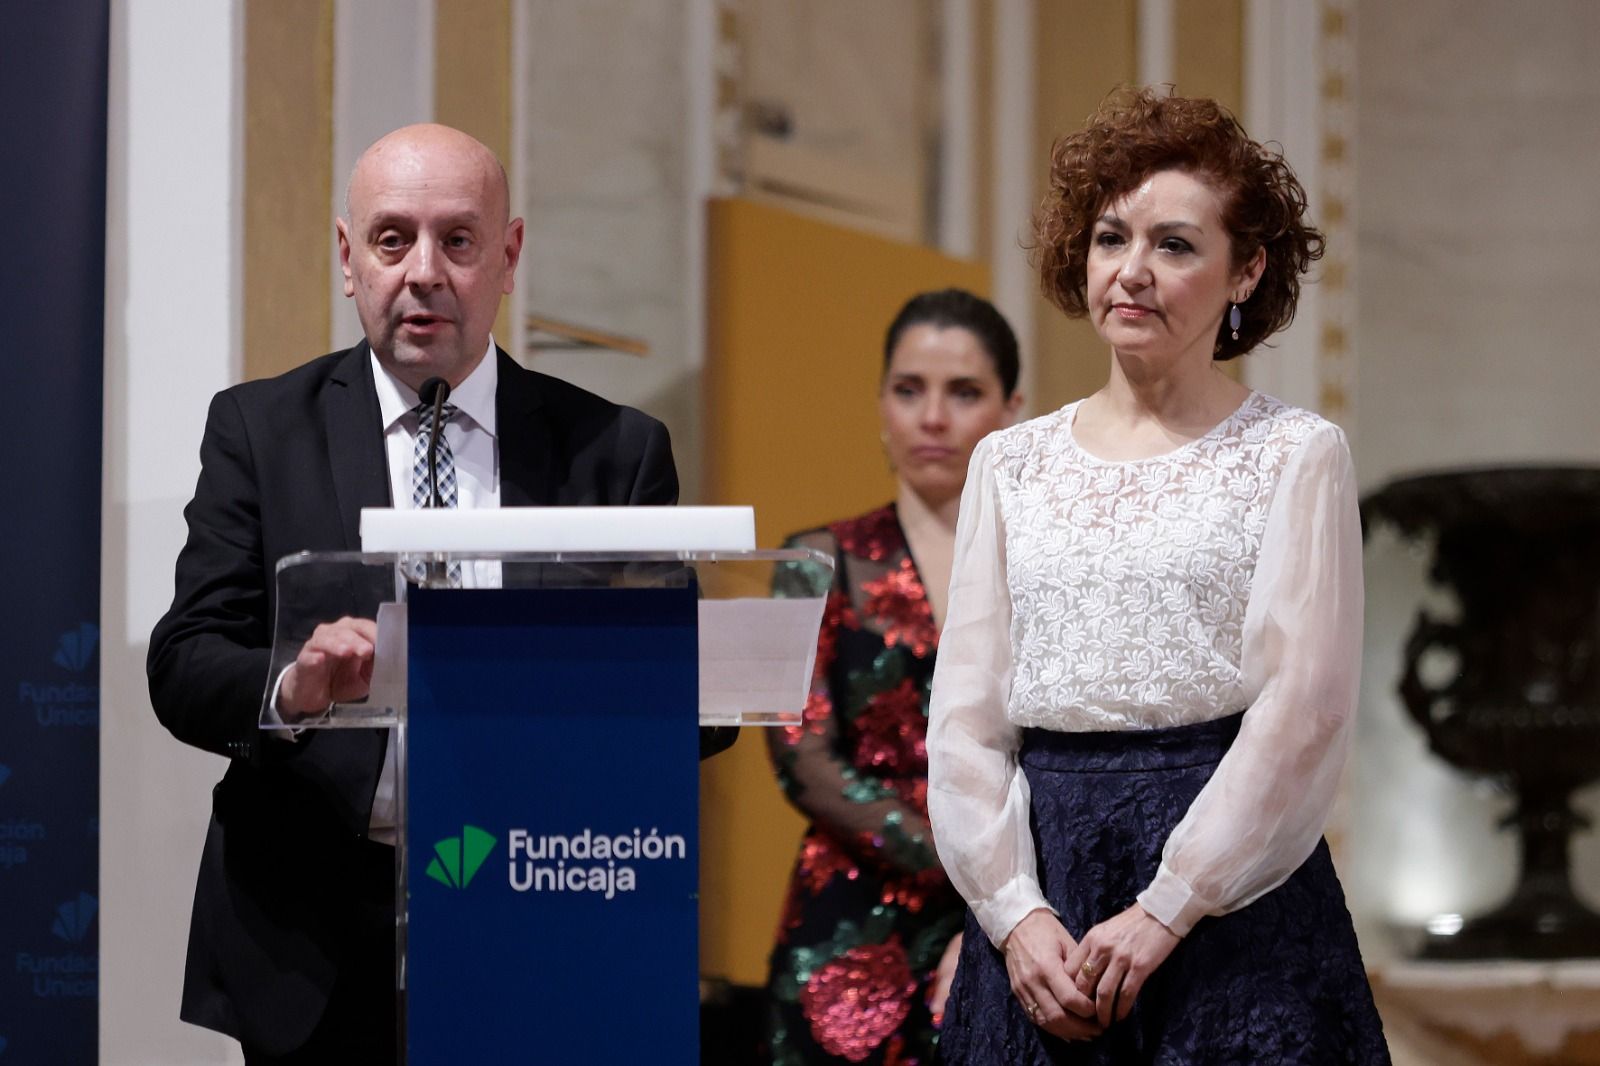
[{"left": 765, "top": 506, "right": 964, "bottom": 1065}]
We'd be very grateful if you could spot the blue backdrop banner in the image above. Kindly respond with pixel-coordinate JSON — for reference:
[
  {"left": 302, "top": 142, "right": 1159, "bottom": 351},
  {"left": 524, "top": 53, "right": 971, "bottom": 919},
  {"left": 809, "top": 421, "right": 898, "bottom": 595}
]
[
  {"left": 0, "top": 5, "right": 109, "bottom": 1061},
  {"left": 406, "top": 585, "right": 701, "bottom": 1063}
]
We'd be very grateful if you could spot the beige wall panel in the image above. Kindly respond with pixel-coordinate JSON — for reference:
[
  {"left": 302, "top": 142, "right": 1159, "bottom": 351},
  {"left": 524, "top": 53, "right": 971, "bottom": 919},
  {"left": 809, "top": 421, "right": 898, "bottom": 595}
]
[
  {"left": 243, "top": 0, "right": 333, "bottom": 380},
  {"left": 435, "top": 0, "right": 512, "bottom": 172},
  {"left": 1031, "top": 0, "right": 1136, "bottom": 413},
  {"left": 974, "top": 0, "right": 995, "bottom": 264},
  {"left": 1173, "top": 0, "right": 1243, "bottom": 114},
  {"left": 700, "top": 197, "right": 988, "bottom": 985},
  {"left": 741, "top": 0, "right": 929, "bottom": 191},
  {"left": 435, "top": 0, "right": 513, "bottom": 345}
]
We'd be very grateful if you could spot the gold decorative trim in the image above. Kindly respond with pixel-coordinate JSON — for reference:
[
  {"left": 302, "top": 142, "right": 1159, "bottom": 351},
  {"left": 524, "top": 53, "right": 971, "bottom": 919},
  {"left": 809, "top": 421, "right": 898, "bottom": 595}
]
[
  {"left": 712, "top": 0, "right": 743, "bottom": 196},
  {"left": 1317, "top": 0, "right": 1356, "bottom": 425}
]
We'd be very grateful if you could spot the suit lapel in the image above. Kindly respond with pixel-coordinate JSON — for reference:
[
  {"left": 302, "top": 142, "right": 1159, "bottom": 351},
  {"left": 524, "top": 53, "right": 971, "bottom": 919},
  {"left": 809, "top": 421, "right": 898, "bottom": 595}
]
[
  {"left": 314, "top": 343, "right": 393, "bottom": 823},
  {"left": 322, "top": 342, "right": 391, "bottom": 549},
  {"left": 495, "top": 349, "right": 553, "bottom": 507}
]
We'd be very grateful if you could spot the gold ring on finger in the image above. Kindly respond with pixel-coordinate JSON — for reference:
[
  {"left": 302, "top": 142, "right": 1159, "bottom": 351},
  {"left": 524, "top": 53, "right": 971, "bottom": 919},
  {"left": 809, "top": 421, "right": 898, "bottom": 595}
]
[
  {"left": 1025, "top": 1001, "right": 1040, "bottom": 1019},
  {"left": 1081, "top": 959, "right": 1101, "bottom": 980}
]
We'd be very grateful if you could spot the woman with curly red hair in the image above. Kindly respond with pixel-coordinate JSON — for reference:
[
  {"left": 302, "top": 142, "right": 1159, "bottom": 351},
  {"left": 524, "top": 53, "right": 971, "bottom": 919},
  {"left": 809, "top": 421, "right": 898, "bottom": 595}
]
[{"left": 927, "top": 89, "right": 1390, "bottom": 1062}]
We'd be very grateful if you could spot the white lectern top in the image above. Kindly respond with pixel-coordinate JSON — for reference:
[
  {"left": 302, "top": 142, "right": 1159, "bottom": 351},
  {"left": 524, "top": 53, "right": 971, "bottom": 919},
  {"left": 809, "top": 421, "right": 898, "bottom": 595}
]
[{"left": 359, "top": 505, "right": 756, "bottom": 553}]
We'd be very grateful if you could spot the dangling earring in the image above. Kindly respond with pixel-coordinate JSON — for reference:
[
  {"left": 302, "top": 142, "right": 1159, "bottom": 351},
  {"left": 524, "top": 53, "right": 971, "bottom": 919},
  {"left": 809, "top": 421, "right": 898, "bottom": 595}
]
[{"left": 1228, "top": 302, "right": 1242, "bottom": 341}]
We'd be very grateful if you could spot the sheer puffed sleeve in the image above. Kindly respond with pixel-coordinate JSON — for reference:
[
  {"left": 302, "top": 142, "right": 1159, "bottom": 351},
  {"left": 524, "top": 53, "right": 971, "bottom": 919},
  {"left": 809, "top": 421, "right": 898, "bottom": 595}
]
[
  {"left": 1137, "top": 423, "right": 1363, "bottom": 936},
  {"left": 927, "top": 436, "right": 1052, "bottom": 946}
]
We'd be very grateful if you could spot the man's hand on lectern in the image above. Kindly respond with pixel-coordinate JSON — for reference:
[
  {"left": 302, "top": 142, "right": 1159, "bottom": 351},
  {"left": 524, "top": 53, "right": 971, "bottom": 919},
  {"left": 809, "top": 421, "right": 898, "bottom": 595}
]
[{"left": 279, "top": 617, "right": 379, "bottom": 719}]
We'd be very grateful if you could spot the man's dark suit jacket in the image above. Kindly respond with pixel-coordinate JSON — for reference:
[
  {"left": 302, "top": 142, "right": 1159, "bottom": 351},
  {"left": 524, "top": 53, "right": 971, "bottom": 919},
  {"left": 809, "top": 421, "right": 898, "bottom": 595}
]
[{"left": 147, "top": 343, "right": 680, "bottom": 1054}]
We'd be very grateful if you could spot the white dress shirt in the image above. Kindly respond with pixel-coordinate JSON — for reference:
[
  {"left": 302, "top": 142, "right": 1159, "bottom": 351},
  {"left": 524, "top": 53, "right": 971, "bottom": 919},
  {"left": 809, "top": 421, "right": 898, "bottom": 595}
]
[
  {"left": 370, "top": 342, "right": 501, "bottom": 526},
  {"left": 367, "top": 341, "right": 501, "bottom": 840}
]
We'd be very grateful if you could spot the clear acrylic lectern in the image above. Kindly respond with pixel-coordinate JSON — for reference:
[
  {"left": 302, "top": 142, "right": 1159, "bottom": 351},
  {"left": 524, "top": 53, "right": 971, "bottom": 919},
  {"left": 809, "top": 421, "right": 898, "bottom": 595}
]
[{"left": 259, "top": 545, "right": 833, "bottom": 1064}]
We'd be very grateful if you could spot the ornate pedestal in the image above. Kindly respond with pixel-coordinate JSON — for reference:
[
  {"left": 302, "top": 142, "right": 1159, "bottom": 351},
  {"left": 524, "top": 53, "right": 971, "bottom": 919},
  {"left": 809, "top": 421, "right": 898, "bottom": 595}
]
[{"left": 1372, "top": 961, "right": 1600, "bottom": 1064}]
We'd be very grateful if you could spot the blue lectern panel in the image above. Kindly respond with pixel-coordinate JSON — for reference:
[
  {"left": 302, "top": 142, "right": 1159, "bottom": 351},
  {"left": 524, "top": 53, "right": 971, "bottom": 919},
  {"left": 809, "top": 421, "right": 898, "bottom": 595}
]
[{"left": 407, "top": 586, "right": 699, "bottom": 1063}]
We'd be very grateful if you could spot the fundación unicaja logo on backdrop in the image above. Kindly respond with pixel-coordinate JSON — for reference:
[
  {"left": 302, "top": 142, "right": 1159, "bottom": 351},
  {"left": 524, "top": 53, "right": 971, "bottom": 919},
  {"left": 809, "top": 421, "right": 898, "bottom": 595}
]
[
  {"left": 426, "top": 826, "right": 497, "bottom": 889},
  {"left": 51, "top": 893, "right": 97, "bottom": 944},
  {"left": 0, "top": 765, "right": 42, "bottom": 872},
  {"left": 52, "top": 624, "right": 97, "bottom": 672},
  {"left": 15, "top": 893, "right": 98, "bottom": 999},
  {"left": 16, "top": 624, "right": 99, "bottom": 727}
]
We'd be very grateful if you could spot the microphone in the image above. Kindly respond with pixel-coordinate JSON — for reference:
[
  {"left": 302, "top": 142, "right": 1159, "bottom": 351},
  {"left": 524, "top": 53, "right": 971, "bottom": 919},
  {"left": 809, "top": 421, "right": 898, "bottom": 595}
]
[
  {"left": 416, "top": 376, "right": 452, "bottom": 588},
  {"left": 417, "top": 376, "right": 451, "bottom": 509}
]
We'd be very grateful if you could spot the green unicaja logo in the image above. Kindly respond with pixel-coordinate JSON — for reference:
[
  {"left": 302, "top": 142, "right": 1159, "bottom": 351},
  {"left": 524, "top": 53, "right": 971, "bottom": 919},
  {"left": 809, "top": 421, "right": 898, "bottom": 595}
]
[{"left": 426, "top": 825, "right": 497, "bottom": 889}]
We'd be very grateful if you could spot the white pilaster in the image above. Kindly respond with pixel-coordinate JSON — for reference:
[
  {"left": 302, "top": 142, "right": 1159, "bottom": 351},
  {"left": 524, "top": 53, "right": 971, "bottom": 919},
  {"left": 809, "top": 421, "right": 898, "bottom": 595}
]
[
  {"left": 101, "top": 0, "right": 246, "bottom": 1060},
  {"left": 510, "top": 0, "right": 533, "bottom": 360},
  {"left": 1242, "top": 0, "right": 1323, "bottom": 413},
  {"left": 330, "top": 0, "right": 436, "bottom": 351},
  {"left": 1137, "top": 0, "right": 1175, "bottom": 88},
  {"left": 939, "top": 0, "right": 977, "bottom": 259},
  {"left": 993, "top": 0, "right": 1036, "bottom": 412}
]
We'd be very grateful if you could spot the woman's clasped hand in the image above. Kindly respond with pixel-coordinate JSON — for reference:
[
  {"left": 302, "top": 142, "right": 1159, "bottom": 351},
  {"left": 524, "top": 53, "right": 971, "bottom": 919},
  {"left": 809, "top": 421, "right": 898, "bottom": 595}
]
[
  {"left": 1002, "top": 905, "right": 1179, "bottom": 1040},
  {"left": 1063, "top": 904, "right": 1180, "bottom": 1028},
  {"left": 1003, "top": 911, "right": 1102, "bottom": 1042}
]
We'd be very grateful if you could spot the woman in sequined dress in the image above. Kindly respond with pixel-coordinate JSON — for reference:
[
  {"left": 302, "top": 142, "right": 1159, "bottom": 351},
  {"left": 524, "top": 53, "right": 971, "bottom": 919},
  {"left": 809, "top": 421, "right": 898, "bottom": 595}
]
[
  {"left": 764, "top": 290, "right": 1025, "bottom": 1065},
  {"left": 928, "top": 90, "right": 1390, "bottom": 1063}
]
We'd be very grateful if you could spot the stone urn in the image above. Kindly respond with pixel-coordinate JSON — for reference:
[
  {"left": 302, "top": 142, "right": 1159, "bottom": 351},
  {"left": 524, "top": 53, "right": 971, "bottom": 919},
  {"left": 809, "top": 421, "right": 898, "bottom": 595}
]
[{"left": 1362, "top": 467, "right": 1600, "bottom": 959}]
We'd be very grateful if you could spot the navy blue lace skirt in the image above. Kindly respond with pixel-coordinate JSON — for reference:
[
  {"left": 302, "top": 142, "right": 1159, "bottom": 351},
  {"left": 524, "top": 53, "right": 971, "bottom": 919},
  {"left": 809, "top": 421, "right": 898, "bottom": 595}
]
[{"left": 939, "top": 714, "right": 1390, "bottom": 1065}]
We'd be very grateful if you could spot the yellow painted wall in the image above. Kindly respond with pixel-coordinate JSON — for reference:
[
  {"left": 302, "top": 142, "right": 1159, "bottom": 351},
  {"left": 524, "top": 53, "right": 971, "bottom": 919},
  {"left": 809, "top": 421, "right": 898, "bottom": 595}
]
[{"left": 699, "top": 198, "right": 988, "bottom": 985}]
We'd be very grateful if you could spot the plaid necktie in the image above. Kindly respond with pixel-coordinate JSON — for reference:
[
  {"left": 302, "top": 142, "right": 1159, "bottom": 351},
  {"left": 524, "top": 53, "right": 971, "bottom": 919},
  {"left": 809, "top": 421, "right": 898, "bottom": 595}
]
[{"left": 411, "top": 401, "right": 462, "bottom": 586}]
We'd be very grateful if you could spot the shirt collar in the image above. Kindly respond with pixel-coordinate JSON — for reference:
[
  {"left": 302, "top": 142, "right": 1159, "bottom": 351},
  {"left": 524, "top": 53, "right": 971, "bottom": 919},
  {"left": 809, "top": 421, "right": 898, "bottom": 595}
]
[{"left": 370, "top": 338, "right": 499, "bottom": 439}]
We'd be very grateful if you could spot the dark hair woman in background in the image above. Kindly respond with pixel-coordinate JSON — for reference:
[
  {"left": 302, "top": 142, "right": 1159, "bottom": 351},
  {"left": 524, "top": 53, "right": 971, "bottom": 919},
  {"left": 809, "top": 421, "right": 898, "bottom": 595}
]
[
  {"left": 928, "top": 90, "right": 1390, "bottom": 1063},
  {"left": 765, "top": 289, "right": 1024, "bottom": 1065}
]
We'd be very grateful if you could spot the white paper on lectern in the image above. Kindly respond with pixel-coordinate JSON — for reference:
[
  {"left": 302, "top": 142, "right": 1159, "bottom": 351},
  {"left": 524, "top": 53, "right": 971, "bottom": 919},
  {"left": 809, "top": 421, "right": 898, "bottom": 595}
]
[
  {"left": 698, "top": 597, "right": 825, "bottom": 722},
  {"left": 338, "top": 599, "right": 823, "bottom": 724},
  {"left": 358, "top": 506, "right": 756, "bottom": 552},
  {"left": 336, "top": 601, "right": 408, "bottom": 712}
]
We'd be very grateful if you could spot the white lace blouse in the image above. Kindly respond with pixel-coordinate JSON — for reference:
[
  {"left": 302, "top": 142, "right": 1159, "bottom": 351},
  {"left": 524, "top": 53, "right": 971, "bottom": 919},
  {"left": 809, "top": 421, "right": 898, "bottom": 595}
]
[{"left": 926, "top": 392, "right": 1363, "bottom": 946}]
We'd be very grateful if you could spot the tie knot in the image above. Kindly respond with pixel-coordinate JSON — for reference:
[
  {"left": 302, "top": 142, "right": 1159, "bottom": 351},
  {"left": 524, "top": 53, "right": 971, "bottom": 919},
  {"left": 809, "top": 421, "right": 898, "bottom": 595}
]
[{"left": 414, "top": 401, "right": 458, "bottom": 434}]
